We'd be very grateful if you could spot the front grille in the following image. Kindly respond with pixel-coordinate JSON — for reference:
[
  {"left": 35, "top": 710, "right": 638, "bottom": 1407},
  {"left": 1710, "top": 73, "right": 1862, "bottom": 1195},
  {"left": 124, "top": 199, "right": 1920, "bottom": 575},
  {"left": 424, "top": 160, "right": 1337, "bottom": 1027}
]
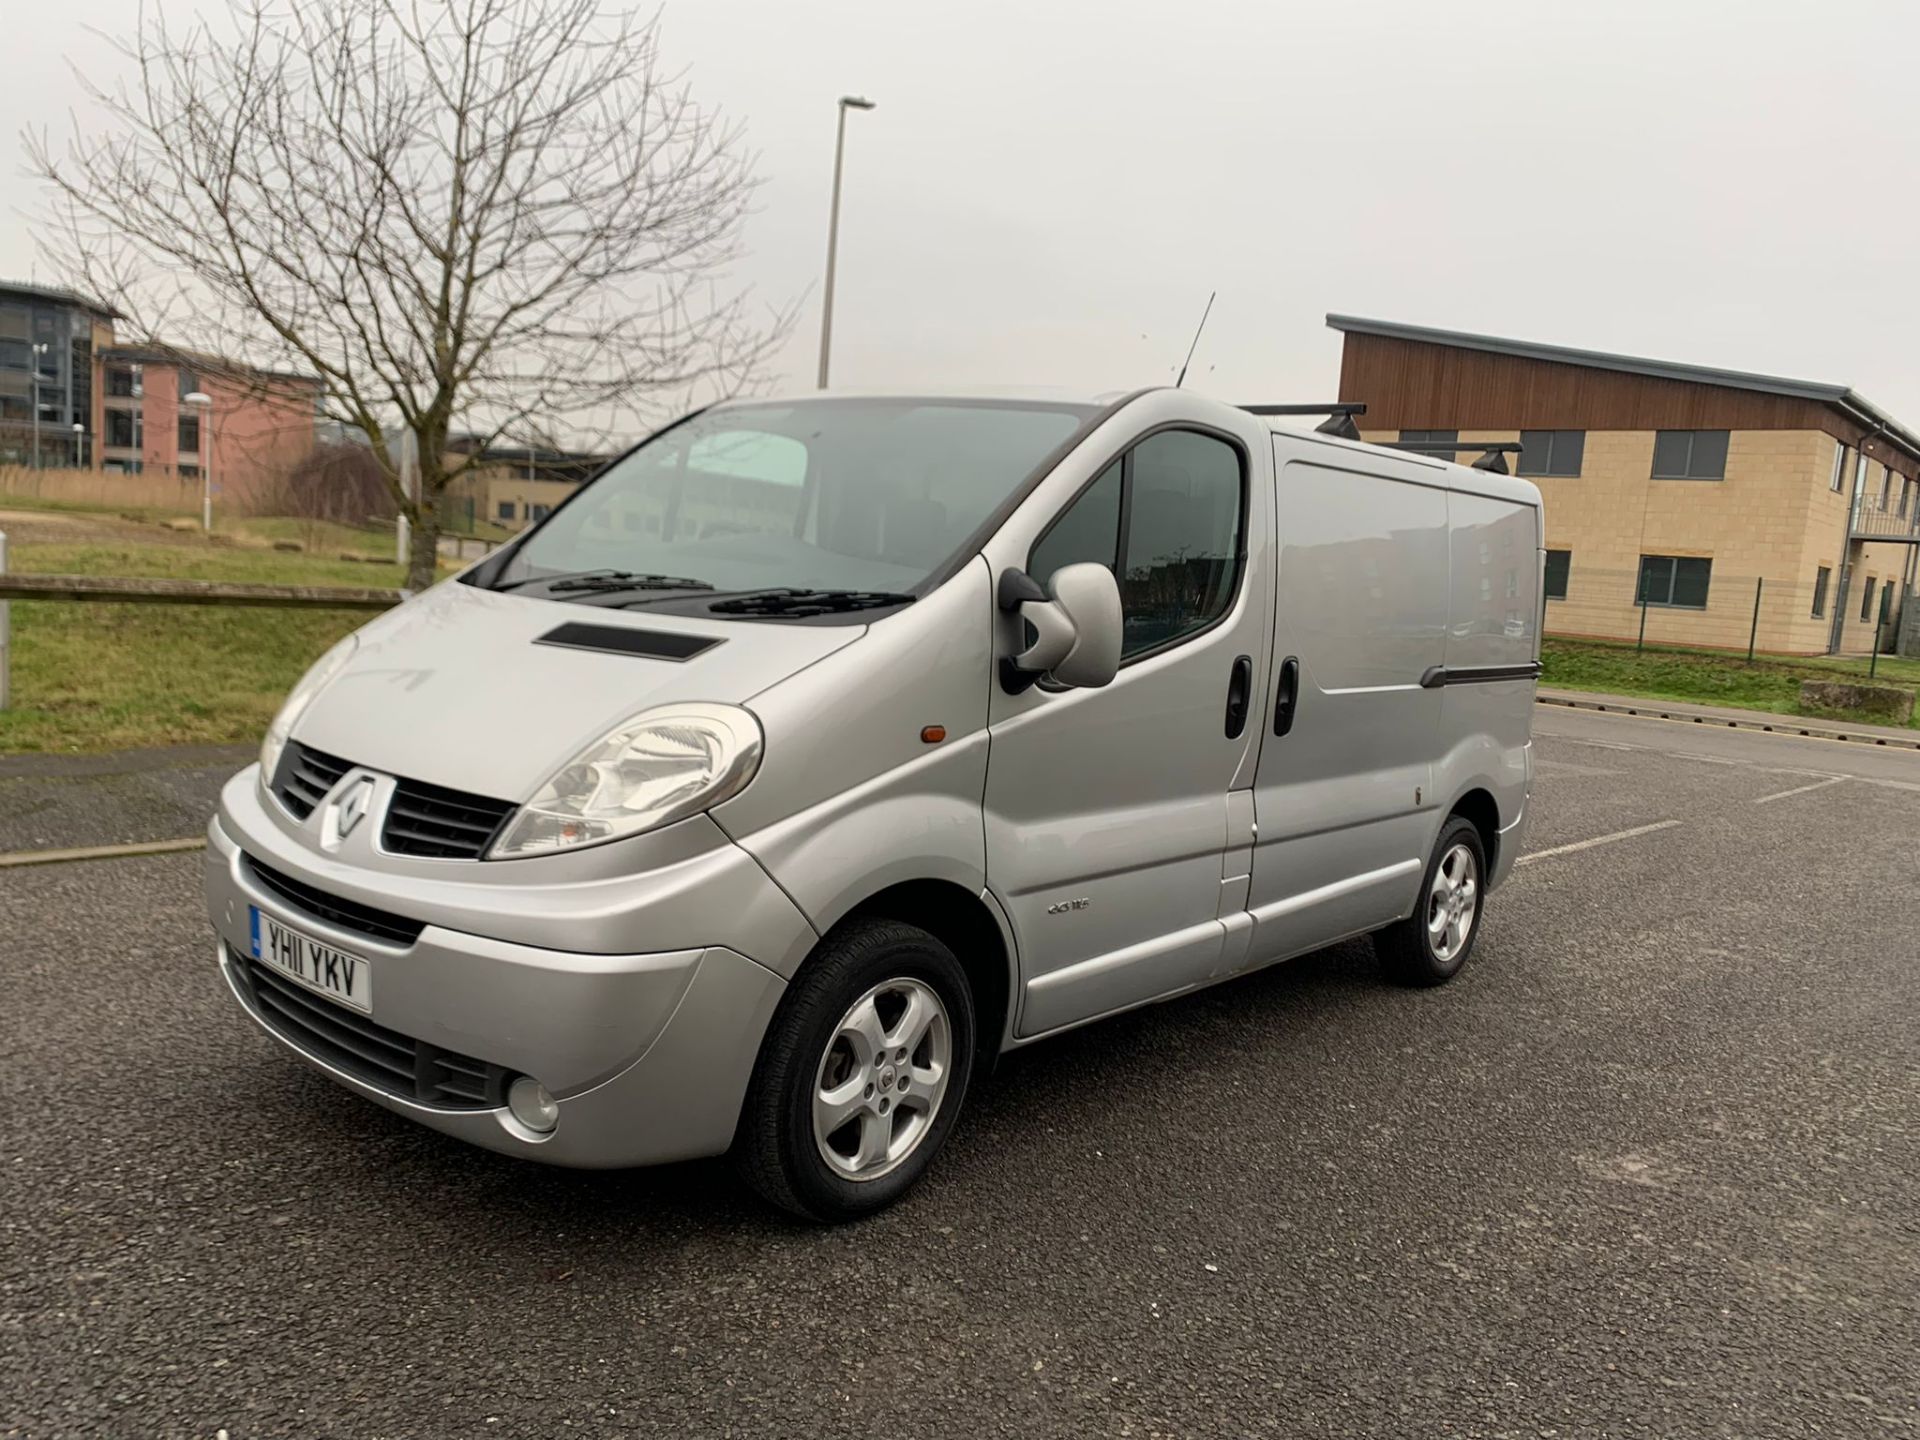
[
  {"left": 243, "top": 855, "right": 425, "bottom": 946},
  {"left": 273, "top": 742, "right": 351, "bottom": 821},
  {"left": 233, "top": 951, "right": 512, "bottom": 1109},
  {"left": 382, "top": 777, "right": 517, "bottom": 860}
]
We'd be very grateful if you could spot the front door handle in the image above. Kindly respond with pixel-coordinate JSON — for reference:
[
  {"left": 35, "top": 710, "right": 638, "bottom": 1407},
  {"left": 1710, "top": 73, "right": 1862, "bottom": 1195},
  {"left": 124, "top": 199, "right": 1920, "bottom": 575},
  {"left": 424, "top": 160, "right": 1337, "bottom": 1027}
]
[
  {"left": 1273, "top": 655, "right": 1300, "bottom": 736},
  {"left": 1224, "top": 654, "right": 1253, "bottom": 738}
]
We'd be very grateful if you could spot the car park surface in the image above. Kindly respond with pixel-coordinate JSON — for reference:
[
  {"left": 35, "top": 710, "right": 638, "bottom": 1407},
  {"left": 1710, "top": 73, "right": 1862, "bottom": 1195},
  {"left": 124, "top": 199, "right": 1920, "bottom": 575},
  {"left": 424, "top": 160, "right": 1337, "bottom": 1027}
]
[{"left": 2, "top": 706, "right": 1916, "bottom": 1438}]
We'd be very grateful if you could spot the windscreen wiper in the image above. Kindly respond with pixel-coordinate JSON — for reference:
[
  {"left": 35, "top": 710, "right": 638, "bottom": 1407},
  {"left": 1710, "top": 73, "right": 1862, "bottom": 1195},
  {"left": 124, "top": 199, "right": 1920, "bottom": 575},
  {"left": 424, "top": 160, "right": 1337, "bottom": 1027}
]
[
  {"left": 497, "top": 569, "right": 716, "bottom": 594},
  {"left": 707, "top": 588, "right": 915, "bottom": 617}
]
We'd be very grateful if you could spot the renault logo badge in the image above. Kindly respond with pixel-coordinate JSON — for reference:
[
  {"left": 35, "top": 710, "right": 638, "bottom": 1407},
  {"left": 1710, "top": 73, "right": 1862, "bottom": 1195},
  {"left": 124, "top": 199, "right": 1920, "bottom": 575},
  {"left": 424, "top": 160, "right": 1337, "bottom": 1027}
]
[{"left": 333, "top": 776, "right": 375, "bottom": 839}]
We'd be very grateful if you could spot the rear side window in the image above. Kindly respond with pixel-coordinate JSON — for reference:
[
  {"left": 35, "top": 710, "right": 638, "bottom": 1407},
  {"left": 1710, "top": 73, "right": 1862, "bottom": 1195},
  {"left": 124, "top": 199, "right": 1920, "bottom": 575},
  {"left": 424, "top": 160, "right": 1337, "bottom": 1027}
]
[{"left": 1030, "top": 429, "right": 1244, "bottom": 659}]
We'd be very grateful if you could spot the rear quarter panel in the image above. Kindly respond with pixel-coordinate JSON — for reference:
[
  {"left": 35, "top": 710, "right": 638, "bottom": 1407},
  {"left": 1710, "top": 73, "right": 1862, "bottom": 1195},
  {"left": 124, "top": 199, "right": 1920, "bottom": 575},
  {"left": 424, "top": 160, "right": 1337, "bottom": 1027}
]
[{"left": 1437, "top": 487, "right": 1541, "bottom": 878}]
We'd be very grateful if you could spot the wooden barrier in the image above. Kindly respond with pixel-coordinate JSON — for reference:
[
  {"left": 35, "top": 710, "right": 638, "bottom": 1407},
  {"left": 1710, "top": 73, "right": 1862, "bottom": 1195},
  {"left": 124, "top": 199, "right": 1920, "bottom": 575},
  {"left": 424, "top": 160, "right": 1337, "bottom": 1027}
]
[{"left": 0, "top": 572, "right": 403, "bottom": 609}]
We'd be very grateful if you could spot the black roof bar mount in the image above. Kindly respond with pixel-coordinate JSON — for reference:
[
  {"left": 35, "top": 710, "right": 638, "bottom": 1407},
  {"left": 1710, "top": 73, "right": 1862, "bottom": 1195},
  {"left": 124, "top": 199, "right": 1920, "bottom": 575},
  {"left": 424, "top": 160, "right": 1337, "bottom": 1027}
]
[
  {"left": 1238, "top": 401, "right": 1367, "bottom": 440},
  {"left": 1379, "top": 439, "right": 1525, "bottom": 475}
]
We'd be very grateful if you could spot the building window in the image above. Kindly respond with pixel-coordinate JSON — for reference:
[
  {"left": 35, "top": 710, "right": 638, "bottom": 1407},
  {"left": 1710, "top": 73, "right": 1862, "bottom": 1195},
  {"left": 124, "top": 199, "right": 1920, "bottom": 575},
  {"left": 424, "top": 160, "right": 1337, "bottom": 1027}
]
[
  {"left": 532, "top": 504, "right": 551, "bottom": 520},
  {"left": 1830, "top": 442, "right": 1848, "bottom": 492},
  {"left": 1854, "top": 452, "right": 1871, "bottom": 501},
  {"left": 1544, "top": 548, "right": 1571, "bottom": 600},
  {"left": 1860, "top": 576, "right": 1876, "bottom": 621},
  {"left": 105, "top": 409, "right": 140, "bottom": 449},
  {"left": 177, "top": 415, "right": 200, "bottom": 454},
  {"left": 178, "top": 464, "right": 200, "bottom": 479},
  {"left": 1902, "top": 480, "right": 1914, "bottom": 519},
  {"left": 1519, "top": 431, "right": 1585, "bottom": 478},
  {"left": 177, "top": 367, "right": 198, "bottom": 397},
  {"left": 497, "top": 501, "right": 516, "bottom": 520},
  {"left": 1032, "top": 429, "right": 1246, "bottom": 661},
  {"left": 1651, "top": 430, "right": 1729, "bottom": 480},
  {"left": 1881, "top": 468, "right": 1894, "bottom": 509},
  {"left": 1399, "top": 429, "right": 1457, "bottom": 462},
  {"left": 1637, "top": 554, "right": 1712, "bottom": 609},
  {"left": 1812, "top": 566, "right": 1830, "bottom": 618},
  {"left": 106, "top": 366, "right": 137, "bottom": 398}
]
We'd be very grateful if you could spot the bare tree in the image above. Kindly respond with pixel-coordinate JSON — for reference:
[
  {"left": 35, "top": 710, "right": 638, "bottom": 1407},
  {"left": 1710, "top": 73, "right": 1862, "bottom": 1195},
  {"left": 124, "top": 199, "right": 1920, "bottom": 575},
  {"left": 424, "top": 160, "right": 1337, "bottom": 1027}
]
[{"left": 28, "top": 0, "right": 791, "bottom": 587}]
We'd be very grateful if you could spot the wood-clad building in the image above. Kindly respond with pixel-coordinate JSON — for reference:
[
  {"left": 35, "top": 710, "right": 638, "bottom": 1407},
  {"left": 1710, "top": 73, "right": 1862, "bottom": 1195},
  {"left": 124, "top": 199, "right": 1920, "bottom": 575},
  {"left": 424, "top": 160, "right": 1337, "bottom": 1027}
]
[{"left": 1329, "top": 315, "right": 1920, "bottom": 655}]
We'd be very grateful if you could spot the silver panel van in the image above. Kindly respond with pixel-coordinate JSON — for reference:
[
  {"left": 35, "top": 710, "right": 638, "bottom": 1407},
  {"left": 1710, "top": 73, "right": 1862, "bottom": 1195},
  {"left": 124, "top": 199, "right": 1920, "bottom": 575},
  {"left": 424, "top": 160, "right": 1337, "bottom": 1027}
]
[{"left": 205, "top": 388, "right": 1540, "bottom": 1220}]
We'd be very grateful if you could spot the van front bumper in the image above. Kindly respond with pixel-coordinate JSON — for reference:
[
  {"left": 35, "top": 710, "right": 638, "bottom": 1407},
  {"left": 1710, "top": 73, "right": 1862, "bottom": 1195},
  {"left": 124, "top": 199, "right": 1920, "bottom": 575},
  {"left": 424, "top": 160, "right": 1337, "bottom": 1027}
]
[{"left": 204, "top": 774, "right": 801, "bottom": 1168}]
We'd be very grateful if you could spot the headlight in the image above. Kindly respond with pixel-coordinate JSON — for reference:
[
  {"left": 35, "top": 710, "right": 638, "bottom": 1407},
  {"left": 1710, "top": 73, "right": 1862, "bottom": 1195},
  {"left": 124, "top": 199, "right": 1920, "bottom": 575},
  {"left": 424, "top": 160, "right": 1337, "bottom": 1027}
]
[
  {"left": 259, "top": 634, "right": 359, "bottom": 784},
  {"left": 489, "top": 702, "right": 763, "bottom": 859}
]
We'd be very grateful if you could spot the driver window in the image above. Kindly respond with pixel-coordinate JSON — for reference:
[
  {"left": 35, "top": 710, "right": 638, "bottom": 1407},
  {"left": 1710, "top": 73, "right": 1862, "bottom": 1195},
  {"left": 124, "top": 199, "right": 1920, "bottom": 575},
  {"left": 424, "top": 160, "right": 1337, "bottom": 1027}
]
[{"left": 1029, "top": 430, "right": 1243, "bottom": 659}]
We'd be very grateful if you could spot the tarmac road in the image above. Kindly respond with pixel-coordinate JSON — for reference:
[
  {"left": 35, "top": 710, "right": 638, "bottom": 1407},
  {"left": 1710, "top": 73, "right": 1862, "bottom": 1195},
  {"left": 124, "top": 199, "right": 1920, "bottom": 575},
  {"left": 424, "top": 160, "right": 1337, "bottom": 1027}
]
[{"left": 2, "top": 706, "right": 1916, "bottom": 1438}]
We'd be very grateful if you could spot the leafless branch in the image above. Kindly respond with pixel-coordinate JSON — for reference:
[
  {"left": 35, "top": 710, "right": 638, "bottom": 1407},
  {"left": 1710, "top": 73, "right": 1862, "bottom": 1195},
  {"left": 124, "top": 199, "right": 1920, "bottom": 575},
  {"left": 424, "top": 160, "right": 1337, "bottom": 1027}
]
[{"left": 25, "top": 0, "right": 795, "bottom": 584}]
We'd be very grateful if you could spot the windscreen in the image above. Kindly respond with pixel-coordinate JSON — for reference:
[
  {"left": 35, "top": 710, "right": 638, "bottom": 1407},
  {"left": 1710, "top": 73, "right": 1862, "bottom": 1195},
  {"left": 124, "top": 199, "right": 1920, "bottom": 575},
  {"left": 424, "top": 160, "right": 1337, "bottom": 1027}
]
[{"left": 492, "top": 398, "right": 1097, "bottom": 595}]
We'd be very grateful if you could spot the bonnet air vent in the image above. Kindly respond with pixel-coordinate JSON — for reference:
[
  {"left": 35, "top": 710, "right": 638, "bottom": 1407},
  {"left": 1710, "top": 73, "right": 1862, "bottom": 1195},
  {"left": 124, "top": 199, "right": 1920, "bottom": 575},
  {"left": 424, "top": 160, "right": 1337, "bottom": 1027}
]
[{"left": 534, "top": 621, "right": 721, "bottom": 662}]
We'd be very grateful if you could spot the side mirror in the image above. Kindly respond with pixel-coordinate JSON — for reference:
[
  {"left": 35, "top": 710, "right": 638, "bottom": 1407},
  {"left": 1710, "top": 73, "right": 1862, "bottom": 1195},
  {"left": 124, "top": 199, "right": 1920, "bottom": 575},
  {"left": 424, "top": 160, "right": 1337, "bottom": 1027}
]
[{"left": 998, "top": 563, "right": 1123, "bottom": 692}]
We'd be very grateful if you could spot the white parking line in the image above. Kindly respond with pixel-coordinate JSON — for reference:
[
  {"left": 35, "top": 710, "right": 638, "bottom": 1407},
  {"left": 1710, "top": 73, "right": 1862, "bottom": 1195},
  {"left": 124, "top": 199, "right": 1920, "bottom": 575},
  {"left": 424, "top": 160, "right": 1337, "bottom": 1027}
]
[
  {"left": 1754, "top": 776, "right": 1849, "bottom": 805},
  {"left": 1516, "top": 820, "right": 1683, "bottom": 867}
]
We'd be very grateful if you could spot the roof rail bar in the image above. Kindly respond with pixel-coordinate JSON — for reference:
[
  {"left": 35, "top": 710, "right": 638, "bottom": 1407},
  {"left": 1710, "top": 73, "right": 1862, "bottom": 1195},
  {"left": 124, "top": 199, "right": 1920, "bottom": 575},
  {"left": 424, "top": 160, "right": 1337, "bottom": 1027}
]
[{"left": 1237, "top": 402, "right": 1367, "bottom": 417}]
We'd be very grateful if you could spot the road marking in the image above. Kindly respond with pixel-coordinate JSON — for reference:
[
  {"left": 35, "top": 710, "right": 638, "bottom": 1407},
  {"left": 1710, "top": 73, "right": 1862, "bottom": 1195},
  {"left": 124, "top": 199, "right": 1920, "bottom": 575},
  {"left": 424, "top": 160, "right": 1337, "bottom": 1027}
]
[
  {"left": 1664, "top": 752, "right": 1741, "bottom": 765},
  {"left": 1754, "top": 776, "right": 1850, "bottom": 805},
  {"left": 1516, "top": 820, "right": 1683, "bottom": 867},
  {"left": 0, "top": 836, "right": 207, "bottom": 869}
]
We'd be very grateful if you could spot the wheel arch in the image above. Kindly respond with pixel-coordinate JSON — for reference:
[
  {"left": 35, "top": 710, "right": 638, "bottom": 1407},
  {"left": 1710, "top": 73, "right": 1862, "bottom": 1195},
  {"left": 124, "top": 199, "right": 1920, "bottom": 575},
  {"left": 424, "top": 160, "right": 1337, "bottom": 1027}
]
[
  {"left": 828, "top": 879, "right": 1016, "bottom": 1068},
  {"left": 1447, "top": 786, "right": 1501, "bottom": 872}
]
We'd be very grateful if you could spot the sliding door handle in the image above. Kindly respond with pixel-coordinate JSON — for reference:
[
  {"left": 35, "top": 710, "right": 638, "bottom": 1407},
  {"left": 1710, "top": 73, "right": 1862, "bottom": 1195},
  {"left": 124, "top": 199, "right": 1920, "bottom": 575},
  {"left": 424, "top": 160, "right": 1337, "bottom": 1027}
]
[{"left": 1273, "top": 655, "right": 1300, "bottom": 736}]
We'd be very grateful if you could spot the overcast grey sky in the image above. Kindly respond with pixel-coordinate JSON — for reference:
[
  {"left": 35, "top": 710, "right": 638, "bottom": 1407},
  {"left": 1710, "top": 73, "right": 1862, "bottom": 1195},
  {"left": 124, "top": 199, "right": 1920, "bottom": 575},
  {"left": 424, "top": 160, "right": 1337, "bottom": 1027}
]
[{"left": 10, "top": 0, "right": 1920, "bottom": 425}]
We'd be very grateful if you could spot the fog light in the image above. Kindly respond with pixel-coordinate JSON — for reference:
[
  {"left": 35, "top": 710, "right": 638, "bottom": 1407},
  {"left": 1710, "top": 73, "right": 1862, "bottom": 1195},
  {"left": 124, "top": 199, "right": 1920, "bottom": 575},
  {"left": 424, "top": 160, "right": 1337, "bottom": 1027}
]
[{"left": 507, "top": 1076, "right": 559, "bottom": 1134}]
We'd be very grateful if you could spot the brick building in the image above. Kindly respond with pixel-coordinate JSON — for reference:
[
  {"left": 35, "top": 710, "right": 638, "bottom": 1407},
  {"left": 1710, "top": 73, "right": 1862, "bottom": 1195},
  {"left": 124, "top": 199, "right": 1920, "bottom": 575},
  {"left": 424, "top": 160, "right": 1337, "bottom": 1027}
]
[
  {"left": 1329, "top": 315, "right": 1920, "bottom": 655},
  {"left": 0, "top": 279, "right": 321, "bottom": 509},
  {"left": 98, "top": 343, "right": 321, "bottom": 510}
]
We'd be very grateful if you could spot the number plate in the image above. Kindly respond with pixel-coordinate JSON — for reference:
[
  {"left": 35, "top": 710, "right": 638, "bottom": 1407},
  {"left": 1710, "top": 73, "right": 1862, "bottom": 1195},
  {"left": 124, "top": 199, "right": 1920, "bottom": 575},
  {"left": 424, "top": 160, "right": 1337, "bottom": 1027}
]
[{"left": 249, "top": 907, "right": 374, "bottom": 1014}]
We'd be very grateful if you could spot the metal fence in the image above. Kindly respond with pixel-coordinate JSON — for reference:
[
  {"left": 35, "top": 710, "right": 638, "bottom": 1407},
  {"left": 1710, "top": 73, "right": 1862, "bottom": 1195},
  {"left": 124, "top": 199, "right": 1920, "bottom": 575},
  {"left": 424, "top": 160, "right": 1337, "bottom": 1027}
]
[{"left": 1544, "top": 563, "right": 1916, "bottom": 674}]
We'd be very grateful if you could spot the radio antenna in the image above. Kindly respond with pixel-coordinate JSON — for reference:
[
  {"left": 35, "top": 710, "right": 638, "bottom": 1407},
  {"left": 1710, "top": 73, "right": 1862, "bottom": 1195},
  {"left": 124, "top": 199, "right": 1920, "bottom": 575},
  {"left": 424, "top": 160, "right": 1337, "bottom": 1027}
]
[{"left": 1174, "top": 291, "right": 1216, "bottom": 389}]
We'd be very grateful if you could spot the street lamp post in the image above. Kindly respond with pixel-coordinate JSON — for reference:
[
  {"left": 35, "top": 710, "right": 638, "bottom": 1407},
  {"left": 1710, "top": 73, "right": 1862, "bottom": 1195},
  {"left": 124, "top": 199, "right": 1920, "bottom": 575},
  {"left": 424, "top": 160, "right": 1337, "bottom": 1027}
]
[
  {"left": 71, "top": 423, "right": 86, "bottom": 469},
  {"left": 29, "top": 342, "right": 49, "bottom": 469},
  {"left": 183, "top": 391, "right": 214, "bottom": 531},
  {"left": 817, "top": 95, "right": 876, "bottom": 389}
]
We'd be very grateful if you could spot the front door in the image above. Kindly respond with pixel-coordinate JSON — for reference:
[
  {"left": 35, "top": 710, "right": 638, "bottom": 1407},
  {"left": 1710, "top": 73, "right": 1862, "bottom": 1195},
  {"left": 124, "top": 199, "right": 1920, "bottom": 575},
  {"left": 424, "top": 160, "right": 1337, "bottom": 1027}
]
[{"left": 982, "top": 411, "right": 1272, "bottom": 1036}]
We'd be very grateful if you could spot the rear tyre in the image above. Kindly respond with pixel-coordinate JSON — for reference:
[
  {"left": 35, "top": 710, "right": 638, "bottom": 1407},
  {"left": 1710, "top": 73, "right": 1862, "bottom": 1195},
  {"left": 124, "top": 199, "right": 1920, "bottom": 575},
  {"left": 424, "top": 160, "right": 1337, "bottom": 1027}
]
[
  {"left": 1374, "top": 816, "right": 1486, "bottom": 988},
  {"left": 734, "top": 918, "right": 975, "bottom": 1222}
]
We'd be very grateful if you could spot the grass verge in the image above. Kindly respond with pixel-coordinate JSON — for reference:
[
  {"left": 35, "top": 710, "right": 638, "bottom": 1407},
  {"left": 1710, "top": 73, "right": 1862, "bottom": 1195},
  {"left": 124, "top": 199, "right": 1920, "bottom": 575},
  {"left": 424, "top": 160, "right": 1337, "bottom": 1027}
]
[
  {"left": 1541, "top": 638, "right": 1920, "bottom": 730},
  {"left": 1, "top": 540, "right": 406, "bottom": 755}
]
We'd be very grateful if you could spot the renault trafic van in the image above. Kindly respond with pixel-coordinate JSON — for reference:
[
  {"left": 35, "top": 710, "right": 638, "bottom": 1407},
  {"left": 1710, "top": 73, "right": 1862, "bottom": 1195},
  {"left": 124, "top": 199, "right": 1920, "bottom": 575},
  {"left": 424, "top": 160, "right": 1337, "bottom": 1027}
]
[{"left": 205, "top": 388, "right": 1540, "bottom": 1220}]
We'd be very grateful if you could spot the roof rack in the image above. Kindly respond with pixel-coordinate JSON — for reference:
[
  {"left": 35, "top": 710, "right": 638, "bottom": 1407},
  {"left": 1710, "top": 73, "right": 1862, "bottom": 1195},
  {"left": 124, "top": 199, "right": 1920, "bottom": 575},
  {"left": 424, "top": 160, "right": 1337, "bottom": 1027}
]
[
  {"left": 1237, "top": 401, "right": 1367, "bottom": 440},
  {"left": 1378, "top": 439, "right": 1524, "bottom": 475}
]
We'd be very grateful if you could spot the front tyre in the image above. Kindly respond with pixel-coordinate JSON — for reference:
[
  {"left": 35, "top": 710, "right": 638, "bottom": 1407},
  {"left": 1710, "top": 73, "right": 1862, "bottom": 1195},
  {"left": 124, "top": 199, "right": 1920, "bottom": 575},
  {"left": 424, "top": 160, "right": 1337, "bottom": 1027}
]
[
  {"left": 1373, "top": 816, "right": 1486, "bottom": 987},
  {"left": 734, "top": 919, "right": 976, "bottom": 1222}
]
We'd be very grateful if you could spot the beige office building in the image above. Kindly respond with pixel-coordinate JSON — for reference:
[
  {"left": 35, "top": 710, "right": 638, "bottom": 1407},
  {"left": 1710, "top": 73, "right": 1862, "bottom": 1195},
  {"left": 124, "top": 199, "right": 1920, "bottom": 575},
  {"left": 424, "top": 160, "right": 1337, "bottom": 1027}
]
[{"left": 1329, "top": 316, "right": 1920, "bottom": 656}]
